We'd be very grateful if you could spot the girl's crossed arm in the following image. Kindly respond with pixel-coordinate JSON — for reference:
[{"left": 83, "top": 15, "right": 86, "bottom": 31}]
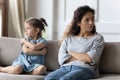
[
  {"left": 22, "top": 44, "right": 47, "bottom": 55},
  {"left": 21, "top": 39, "right": 45, "bottom": 51}
]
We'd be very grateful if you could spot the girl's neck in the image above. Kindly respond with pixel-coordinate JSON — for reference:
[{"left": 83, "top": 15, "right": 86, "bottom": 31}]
[{"left": 30, "top": 36, "right": 38, "bottom": 40}]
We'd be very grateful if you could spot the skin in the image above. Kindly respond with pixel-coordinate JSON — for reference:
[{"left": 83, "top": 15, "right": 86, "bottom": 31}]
[{"left": 65, "top": 12, "right": 95, "bottom": 63}]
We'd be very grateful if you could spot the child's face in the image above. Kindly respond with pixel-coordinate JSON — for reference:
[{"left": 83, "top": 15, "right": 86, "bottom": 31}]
[{"left": 24, "top": 23, "right": 39, "bottom": 39}]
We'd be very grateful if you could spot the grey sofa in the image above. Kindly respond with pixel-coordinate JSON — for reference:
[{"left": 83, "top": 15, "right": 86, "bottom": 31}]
[{"left": 0, "top": 37, "right": 120, "bottom": 80}]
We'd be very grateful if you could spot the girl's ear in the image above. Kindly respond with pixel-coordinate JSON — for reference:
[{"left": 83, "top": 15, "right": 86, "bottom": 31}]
[{"left": 36, "top": 28, "right": 40, "bottom": 34}]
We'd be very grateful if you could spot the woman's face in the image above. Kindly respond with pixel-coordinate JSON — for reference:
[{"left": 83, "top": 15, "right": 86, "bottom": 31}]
[
  {"left": 78, "top": 12, "right": 95, "bottom": 33},
  {"left": 24, "top": 23, "right": 39, "bottom": 39}
]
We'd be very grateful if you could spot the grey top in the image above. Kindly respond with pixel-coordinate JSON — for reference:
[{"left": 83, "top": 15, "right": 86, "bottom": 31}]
[{"left": 58, "top": 34, "right": 105, "bottom": 77}]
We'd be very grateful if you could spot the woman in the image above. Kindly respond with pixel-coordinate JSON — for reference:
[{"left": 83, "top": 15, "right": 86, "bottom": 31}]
[{"left": 45, "top": 5, "right": 105, "bottom": 80}]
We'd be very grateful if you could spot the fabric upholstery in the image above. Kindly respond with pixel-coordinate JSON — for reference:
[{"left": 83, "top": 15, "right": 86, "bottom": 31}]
[
  {"left": 100, "top": 42, "right": 120, "bottom": 73},
  {"left": 0, "top": 73, "right": 45, "bottom": 80},
  {"left": 0, "top": 37, "right": 120, "bottom": 80},
  {"left": 0, "top": 37, "right": 21, "bottom": 66},
  {"left": 45, "top": 40, "right": 60, "bottom": 71},
  {"left": 91, "top": 74, "right": 120, "bottom": 80}
]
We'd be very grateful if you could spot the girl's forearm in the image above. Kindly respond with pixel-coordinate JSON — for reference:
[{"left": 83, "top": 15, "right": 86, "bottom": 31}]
[
  {"left": 23, "top": 39, "right": 45, "bottom": 50},
  {"left": 23, "top": 47, "right": 47, "bottom": 55}
]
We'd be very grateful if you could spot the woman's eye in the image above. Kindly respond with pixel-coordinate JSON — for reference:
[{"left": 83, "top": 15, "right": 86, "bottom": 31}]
[
  {"left": 84, "top": 17, "right": 94, "bottom": 23},
  {"left": 84, "top": 18, "right": 89, "bottom": 22}
]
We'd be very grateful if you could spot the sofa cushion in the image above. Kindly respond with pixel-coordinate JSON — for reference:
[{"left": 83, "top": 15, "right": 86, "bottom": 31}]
[
  {"left": 0, "top": 37, "right": 22, "bottom": 66},
  {"left": 91, "top": 74, "right": 120, "bottom": 80},
  {"left": 0, "top": 73, "right": 45, "bottom": 80},
  {"left": 100, "top": 42, "right": 120, "bottom": 73}
]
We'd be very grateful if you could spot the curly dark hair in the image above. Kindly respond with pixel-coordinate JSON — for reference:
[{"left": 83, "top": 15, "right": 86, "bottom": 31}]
[{"left": 62, "top": 5, "right": 96, "bottom": 41}]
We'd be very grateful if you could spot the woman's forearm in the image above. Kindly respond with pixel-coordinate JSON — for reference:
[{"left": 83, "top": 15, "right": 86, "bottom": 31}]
[
  {"left": 68, "top": 52, "right": 92, "bottom": 63},
  {"left": 64, "top": 56, "right": 77, "bottom": 63}
]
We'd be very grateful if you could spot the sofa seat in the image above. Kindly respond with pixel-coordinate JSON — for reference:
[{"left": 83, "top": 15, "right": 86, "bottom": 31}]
[
  {"left": 0, "top": 72, "right": 45, "bottom": 80},
  {"left": 92, "top": 74, "right": 120, "bottom": 80}
]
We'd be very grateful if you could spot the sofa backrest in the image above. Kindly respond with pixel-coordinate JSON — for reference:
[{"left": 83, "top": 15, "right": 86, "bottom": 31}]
[
  {"left": 1, "top": 37, "right": 120, "bottom": 73},
  {"left": 45, "top": 41, "right": 60, "bottom": 71},
  {"left": 0, "top": 37, "right": 60, "bottom": 71},
  {"left": 100, "top": 42, "right": 120, "bottom": 74},
  {"left": 0, "top": 37, "right": 21, "bottom": 66}
]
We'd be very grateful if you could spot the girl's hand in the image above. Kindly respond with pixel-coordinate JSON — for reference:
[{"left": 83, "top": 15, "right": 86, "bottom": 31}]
[{"left": 21, "top": 38, "right": 25, "bottom": 44}]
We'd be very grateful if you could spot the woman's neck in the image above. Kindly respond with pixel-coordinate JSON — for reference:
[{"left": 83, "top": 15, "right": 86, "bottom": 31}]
[{"left": 77, "top": 32, "right": 94, "bottom": 38}]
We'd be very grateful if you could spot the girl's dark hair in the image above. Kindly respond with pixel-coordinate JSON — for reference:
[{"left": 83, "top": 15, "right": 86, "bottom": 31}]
[
  {"left": 62, "top": 5, "right": 96, "bottom": 41},
  {"left": 25, "top": 17, "right": 48, "bottom": 38}
]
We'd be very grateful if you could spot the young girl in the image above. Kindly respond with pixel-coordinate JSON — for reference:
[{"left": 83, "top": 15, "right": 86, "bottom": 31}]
[{"left": 0, "top": 17, "right": 48, "bottom": 75}]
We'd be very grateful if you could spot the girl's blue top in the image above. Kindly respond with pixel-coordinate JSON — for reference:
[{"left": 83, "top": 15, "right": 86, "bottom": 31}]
[{"left": 12, "top": 37, "right": 47, "bottom": 72}]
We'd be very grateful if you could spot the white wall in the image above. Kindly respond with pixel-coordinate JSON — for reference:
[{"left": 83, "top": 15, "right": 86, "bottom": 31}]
[
  {"left": 9, "top": 0, "right": 120, "bottom": 42},
  {"left": 96, "top": 0, "right": 120, "bottom": 42},
  {"left": 58, "top": 0, "right": 120, "bottom": 42},
  {"left": 26, "top": 0, "right": 66, "bottom": 40},
  {"left": 26, "top": 0, "right": 54, "bottom": 40},
  {"left": 57, "top": 0, "right": 120, "bottom": 42}
]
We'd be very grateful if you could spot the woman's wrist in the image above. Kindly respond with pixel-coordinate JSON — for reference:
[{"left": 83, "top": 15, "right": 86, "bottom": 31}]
[{"left": 64, "top": 57, "right": 76, "bottom": 63}]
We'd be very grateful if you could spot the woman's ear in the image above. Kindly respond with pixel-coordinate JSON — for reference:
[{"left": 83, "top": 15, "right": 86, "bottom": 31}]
[{"left": 77, "top": 22, "right": 81, "bottom": 27}]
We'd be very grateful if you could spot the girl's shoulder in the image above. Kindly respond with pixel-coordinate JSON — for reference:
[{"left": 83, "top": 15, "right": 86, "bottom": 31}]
[
  {"left": 38, "top": 37, "right": 46, "bottom": 40},
  {"left": 37, "top": 37, "right": 47, "bottom": 44}
]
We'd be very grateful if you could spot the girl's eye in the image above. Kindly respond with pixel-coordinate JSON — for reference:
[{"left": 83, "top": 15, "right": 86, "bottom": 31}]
[{"left": 24, "top": 28, "right": 29, "bottom": 31}]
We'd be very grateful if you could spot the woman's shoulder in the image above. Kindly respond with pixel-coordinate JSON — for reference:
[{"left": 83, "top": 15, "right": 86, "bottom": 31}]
[
  {"left": 61, "top": 36, "right": 73, "bottom": 44},
  {"left": 63, "top": 35, "right": 73, "bottom": 41},
  {"left": 94, "top": 33, "right": 104, "bottom": 40},
  {"left": 92, "top": 33, "right": 104, "bottom": 43}
]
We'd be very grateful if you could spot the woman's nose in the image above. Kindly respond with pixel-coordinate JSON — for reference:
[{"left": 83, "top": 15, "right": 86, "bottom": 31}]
[{"left": 89, "top": 20, "right": 94, "bottom": 24}]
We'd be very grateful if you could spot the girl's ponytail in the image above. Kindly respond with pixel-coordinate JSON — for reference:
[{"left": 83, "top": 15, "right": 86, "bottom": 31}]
[{"left": 39, "top": 18, "right": 48, "bottom": 27}]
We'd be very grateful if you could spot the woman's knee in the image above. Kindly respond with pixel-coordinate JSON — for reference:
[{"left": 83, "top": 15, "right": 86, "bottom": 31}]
[
  {"left": 45, "top": 75, "right": 58, "bottom": 80},
  {"left": 45, "top": 72, "right": 60, "bottom": 80},
  {"left": 60, "top": 76, "right": 70, "bottom": 80}
]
